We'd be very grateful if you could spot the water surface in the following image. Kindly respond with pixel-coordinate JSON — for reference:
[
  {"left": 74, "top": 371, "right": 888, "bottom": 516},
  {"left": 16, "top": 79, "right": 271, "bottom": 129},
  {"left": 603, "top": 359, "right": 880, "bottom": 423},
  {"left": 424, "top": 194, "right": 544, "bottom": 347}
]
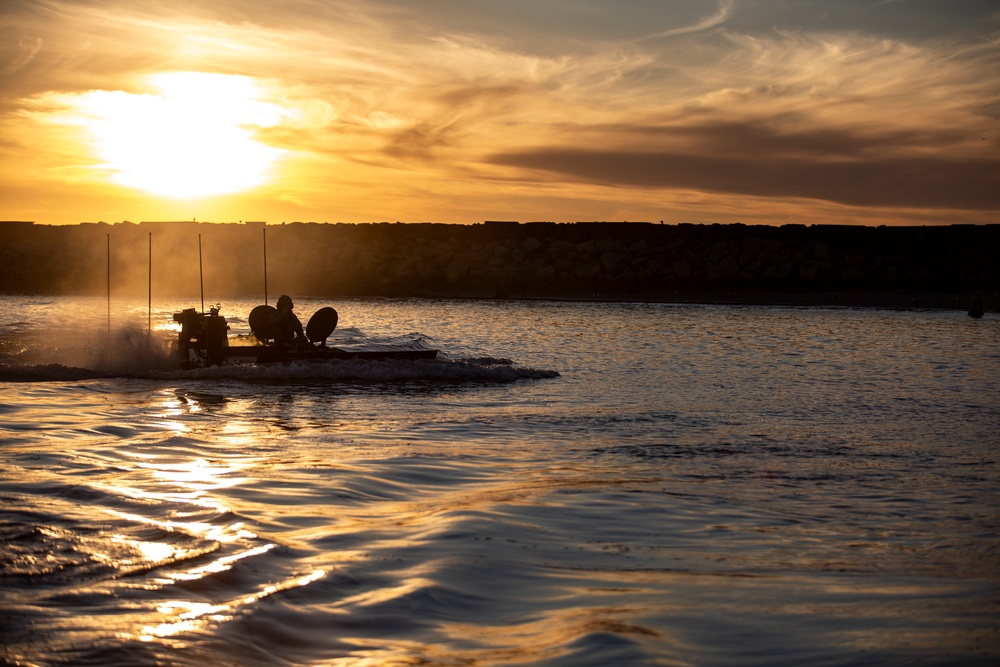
[{"left": 1, "top": 297, "right": 997, "bottom": 666}]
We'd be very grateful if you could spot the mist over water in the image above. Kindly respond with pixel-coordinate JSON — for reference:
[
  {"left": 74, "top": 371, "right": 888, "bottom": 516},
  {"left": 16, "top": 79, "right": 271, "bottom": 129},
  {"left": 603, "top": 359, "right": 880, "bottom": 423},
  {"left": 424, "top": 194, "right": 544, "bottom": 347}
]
[
  {"left": 83, "top": 324, "right": 174, "bottom": 373},
  {"left": 1, "top": 296, "right": 998, "bottom": 666}
]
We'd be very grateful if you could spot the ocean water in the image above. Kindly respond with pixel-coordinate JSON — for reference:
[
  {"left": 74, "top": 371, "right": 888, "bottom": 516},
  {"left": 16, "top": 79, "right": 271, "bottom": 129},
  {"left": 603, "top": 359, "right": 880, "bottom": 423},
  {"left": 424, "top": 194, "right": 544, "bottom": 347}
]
[{"left": 1, "top": 296, "right": 997, "bottom": 666}]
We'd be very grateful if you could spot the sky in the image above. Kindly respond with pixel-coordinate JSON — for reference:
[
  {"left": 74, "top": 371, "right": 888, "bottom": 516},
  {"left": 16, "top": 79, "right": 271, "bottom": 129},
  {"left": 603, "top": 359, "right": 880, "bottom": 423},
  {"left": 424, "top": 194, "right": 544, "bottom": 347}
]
[{"left": 1, "top": 0, "right": 998, "bottom": 226}]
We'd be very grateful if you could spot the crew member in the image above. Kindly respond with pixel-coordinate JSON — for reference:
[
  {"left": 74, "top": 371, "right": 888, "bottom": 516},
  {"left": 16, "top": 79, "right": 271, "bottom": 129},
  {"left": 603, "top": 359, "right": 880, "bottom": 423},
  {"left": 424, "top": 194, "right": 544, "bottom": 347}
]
[{"left": 270, "top": 294, "right": 306, "bottom": 346}]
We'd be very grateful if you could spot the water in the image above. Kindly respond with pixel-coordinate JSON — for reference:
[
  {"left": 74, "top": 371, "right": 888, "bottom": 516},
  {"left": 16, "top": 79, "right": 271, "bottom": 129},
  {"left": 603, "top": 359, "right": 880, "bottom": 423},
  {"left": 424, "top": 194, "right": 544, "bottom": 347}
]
[{"left": 1, "top": 296, "right": 998, "bottom": 666}]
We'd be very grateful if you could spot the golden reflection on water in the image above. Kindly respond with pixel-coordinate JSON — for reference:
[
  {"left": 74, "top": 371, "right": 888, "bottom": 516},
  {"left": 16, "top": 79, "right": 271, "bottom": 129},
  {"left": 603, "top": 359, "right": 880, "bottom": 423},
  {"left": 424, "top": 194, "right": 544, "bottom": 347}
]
[
  {"left": 324, "top": 648, "right": 436, "bottom": 667},
  {"left": 176, "top": 543, "right": 275, "bottom": 581},
  {"left": 106, "top": 394, "right": 255, "bottom": 530},
  {"left": 103, "top": 536, "right": 184, "bottom": 567},
  {"left": 148, "top": 458, "right": 248, "bottom": 493},
  {"left": 99, "top": 389, "right": 328, "bottom": 645},
  {"left": 338, "top": 576, "right": 433, "bottom": 608},
  {"left": 108, "top": 507, "right": 255, "bottom": 543},
  {"left": 129, "top": 567, "right": 327, "bottom": 642}
]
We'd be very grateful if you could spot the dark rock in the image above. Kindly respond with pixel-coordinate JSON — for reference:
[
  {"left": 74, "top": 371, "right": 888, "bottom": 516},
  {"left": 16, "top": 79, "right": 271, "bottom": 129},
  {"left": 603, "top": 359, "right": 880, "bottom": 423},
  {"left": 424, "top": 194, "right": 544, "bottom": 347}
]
[{"left": 0, "top": 220, "right": 994, "bottom": 306}]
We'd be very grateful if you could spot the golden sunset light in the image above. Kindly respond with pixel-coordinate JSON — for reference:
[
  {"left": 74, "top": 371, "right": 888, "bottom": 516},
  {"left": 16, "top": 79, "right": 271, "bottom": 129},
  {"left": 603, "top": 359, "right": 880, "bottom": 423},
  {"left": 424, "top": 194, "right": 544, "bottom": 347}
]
[
  {"left": 66, "top": 72, "right": 289, "bottom": 198},
  {"left": 1, "top": 0, "right": 998, "bottom": 225},
  {"left": 3, "top": 7, "right": 999, "bottom": 667}
]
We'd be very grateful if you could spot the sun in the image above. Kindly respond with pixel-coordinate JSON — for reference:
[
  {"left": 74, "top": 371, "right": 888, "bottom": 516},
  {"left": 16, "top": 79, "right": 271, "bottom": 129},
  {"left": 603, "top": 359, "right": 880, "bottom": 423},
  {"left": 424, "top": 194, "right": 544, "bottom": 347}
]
[{"left": 71, "top": 72, "right": 289, "bottom": 199}]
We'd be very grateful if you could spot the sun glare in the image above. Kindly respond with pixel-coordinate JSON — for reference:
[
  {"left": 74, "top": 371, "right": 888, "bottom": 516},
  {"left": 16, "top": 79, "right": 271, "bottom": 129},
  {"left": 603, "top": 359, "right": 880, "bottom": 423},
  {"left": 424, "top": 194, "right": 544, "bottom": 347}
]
[{"left": 71, "top": 72, "right": 290, "bottom": 198}]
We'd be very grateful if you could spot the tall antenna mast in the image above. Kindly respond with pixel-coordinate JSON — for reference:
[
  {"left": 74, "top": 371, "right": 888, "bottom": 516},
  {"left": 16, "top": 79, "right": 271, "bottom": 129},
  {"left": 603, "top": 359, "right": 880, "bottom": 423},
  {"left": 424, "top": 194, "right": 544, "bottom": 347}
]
[
  {"left": 147, "top": 232, "right": 152, "bottom": 333},
  {"left": 198, "top": 233, "right": 205, "bottom": 314},
  {"left": 106, "top": 233, "right": 111, "bottom": 335},
  {"left": 263, "top": 226, "right": 269, "bottom": 306}
]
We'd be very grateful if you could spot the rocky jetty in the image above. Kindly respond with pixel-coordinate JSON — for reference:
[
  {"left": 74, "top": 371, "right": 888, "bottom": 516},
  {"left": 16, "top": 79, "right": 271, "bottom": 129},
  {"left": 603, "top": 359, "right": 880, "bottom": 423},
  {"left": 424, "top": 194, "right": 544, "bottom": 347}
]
[{"left": 1, "top": 221, "right": 996, "bottom": 308}]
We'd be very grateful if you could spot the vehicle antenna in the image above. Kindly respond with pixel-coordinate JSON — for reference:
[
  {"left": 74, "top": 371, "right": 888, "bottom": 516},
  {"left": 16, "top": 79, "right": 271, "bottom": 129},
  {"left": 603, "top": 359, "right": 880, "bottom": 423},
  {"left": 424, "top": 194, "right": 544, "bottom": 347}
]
[
  {"left": 198, "top": 233, "right": 205, "bottom": 314},
  {"left": 148, "top": 232, "right": 152, "bottom": 333},
  {"left": 263, "top": 226, "right": 268, "bottom": 306},
  {"left": 107, "top": 233, "right": 111, "bottom": 335}
]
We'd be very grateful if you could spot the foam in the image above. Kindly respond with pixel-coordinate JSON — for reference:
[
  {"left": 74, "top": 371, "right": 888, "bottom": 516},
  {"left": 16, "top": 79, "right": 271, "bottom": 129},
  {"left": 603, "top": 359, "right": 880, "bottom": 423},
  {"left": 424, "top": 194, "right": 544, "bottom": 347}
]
[
  {"left": 0, "top": 355, "right": 558, "bottom": 384},
  {"left": 150, "top": 357, "right": 559, "bottom": 383},
  {"left": 0, "top": 313, "right": 560, "bottom": 384}
]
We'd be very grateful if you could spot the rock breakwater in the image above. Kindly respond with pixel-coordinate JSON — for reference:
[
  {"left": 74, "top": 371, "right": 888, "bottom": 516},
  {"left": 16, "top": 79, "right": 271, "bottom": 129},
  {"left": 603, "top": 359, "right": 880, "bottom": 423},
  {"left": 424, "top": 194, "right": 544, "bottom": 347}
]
[{"left": 1, "top": 221, "right": 996, "bottom": 308}]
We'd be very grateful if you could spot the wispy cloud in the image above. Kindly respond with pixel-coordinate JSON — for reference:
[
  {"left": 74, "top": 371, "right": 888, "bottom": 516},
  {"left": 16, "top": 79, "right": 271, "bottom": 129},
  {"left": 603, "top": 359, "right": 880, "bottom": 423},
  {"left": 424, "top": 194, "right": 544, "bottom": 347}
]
[
  {"left": 635, "top": 0, "right": 734, "bottom": 41},
  {"left": 1, "top": 35, "right": 42, "bottom": 75},
  {"left": 486, "top": 28, "right": 1000, "bottom": 200},
  {"left": 2, "top": 0, "right": 999, "bottom": 224}
]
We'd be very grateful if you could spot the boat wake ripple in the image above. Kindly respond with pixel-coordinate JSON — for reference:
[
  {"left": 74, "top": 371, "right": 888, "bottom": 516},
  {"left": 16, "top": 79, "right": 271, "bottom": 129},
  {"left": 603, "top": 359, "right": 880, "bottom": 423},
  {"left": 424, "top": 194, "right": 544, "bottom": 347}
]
[{"left": 0, "top": 357, "right": 560, "bottom": 384}]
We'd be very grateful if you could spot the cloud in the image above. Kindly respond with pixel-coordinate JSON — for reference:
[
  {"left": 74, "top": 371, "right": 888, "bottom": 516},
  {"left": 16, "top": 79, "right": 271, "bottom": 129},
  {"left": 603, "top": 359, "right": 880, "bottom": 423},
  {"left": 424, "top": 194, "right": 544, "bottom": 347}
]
[
  {"left": 488, "top": 143, "right": 1000, "bottom": 210},
  {"left": 636, "top": 0, "right": 734, "bottom": 41},
  {"left": 1, "top": 34, "right": 42, "bottom": 74},
  {"left": 2, "top": 0, "right": 999, "bottom": 224},
  {"left": 477, "top": 29, "right": 1000, "bottom": 211}
]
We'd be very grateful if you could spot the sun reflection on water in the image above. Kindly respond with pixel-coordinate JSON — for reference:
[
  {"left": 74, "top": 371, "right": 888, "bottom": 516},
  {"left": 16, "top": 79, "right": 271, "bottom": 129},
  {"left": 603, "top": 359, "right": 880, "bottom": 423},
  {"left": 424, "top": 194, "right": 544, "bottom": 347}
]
[
  {"left": 109, "top": 509, "right": 256, "bottom": 544},
  {"left": 174, "top": 543, "right": 275, "bottom": 581},
  {"left": 105, "top": 536, "right": 184, "bottom": 566},
  {"left": 91, "top": 388, "right": 339, "bottom": 648},
  {"left": 104, "top": 453, "right": 250, "bottom": 517},
  {"left": 147, "top": 458, "right": 248, "bottom": 492},
  {"left": 128, "top": 567, "right": 327, "bottom": 642}
]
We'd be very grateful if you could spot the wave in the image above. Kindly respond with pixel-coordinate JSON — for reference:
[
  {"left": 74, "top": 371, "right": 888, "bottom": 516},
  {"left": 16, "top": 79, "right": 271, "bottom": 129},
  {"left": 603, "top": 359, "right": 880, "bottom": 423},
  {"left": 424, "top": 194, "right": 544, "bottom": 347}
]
[
  {"left": 1, "top": 319, "right": 559, "bottom": 384},
  {"left": 0, "top": 357, "right": 559, "bottom": 384},
  {"left": 0, "top": 363, "right": 107, "bottom": 382}
]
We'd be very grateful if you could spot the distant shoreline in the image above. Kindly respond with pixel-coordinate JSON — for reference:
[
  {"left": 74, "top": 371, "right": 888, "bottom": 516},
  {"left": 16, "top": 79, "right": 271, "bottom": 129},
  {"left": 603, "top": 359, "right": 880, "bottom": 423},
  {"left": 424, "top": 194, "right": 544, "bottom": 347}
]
[
  {"left": 423, "top": 291, "right": 992, "bottom": 311},
  {"left": 338, "top": 291, "right": 993, "bottom": 312},
  {"left": 0, "top": 291, "right": 989, "bottom": 314}
]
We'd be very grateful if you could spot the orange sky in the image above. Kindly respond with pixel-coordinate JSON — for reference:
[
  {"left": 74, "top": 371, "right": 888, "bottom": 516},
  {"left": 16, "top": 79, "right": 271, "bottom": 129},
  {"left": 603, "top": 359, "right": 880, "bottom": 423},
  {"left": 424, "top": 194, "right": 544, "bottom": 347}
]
[{"left": 2, "top": 0, "right": 998, "bottom": 226}]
